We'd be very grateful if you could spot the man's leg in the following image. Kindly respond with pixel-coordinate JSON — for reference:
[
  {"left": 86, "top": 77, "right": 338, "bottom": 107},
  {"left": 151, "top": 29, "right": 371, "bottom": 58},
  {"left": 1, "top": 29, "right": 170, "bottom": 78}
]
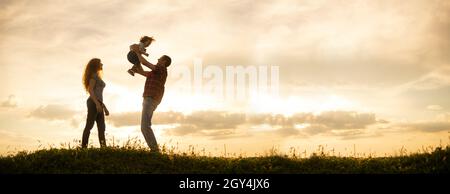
[{"left": 141, "top": 97, "right": 159, "bottom": 152}]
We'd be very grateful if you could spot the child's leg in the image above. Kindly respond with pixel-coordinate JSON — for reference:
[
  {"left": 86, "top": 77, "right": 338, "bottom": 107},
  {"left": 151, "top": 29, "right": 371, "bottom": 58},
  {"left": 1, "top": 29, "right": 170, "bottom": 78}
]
[
  {"left": 127, "top": 51, "right": 141, "bottom": 76},
  {"left": 128, "top": 51, "right": 142, "bottom": 66}
]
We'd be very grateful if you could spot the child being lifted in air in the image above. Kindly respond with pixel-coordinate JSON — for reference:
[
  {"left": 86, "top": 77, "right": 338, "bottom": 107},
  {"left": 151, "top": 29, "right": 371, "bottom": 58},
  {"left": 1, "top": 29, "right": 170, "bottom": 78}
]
[{"left": 127, "top": 36, "right": 154, "bottom": 76}]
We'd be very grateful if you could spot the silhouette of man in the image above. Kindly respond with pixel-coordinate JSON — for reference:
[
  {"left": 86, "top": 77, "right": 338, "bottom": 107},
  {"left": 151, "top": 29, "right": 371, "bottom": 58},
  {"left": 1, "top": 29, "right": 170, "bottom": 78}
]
[{"left": 131, "top": 45, "right": 171, "bottom": 152}]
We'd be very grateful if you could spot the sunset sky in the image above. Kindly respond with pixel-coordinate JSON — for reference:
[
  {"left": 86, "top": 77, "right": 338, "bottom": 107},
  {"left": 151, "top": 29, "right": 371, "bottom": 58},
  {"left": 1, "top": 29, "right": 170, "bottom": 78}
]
[{"left": 1, "top": 0, "right": 449, "bottom": 156}]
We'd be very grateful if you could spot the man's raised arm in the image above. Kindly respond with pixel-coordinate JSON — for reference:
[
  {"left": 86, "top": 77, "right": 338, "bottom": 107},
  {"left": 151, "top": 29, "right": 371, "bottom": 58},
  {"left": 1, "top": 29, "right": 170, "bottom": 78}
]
[{"left": 134, "top": 68, "right": 151, "bottom": 77}]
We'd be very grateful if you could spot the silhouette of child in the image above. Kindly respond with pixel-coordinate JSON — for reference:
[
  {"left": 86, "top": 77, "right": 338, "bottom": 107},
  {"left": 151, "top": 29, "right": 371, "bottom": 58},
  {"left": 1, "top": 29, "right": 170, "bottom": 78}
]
[{"left": 127, "top": 36, "right": 154, "bottom": 76}]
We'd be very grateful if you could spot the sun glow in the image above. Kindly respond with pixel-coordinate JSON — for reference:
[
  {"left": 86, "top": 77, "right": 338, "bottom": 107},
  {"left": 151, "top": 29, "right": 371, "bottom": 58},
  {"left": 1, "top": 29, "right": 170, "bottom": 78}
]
[
  {"left": 318, "top": 94, "right": 358, "bottom": 112},
  {"left": 105, "top": 83, "right": 142, "bottom": 113},
  {"left": 249, "top": 93, "right": 359, "bottom": 116}
]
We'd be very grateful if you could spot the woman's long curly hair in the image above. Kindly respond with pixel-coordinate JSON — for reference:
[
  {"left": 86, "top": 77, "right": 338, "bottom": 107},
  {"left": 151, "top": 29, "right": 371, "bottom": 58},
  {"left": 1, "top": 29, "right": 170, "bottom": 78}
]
[{"left": 82, "top": 58, "right": 102, "bottom": 92}]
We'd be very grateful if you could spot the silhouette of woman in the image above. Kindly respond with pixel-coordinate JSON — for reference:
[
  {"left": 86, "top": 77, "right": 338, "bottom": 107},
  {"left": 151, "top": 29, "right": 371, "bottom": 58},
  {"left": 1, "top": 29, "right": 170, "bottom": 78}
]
[{"left": 81, "top": 58, "right": 109, "bottom": 148}]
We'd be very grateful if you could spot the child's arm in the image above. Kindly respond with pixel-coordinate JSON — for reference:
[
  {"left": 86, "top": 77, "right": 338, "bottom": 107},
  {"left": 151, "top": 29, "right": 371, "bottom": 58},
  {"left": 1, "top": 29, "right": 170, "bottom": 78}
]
[
  {"left": 138, "top": 45, "right": 150, "bottom": 56},
  {"left": 140, "top": 48, "right": 149, "bottom": 57}
]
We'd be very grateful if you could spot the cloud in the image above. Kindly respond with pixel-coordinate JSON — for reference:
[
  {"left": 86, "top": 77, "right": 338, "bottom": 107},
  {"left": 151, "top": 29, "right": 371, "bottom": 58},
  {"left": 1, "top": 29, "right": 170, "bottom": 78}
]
[
  {"left": 165, "top": 124, "right": 198, "bottom": 136},
  {"left": 107, "top": 111, "right": 140, "bottom": 127},
  {"left": 108, "top": 111, "right": 185, "bottom": 127},
  {"left": 275, "top": 126, "right": 302, "bottom": 137},
  {"left": 1, "top": 95, "right": 17, "bottom": 108},
  {"left": 247, "top": 113, "right": 306, "bottom": 126},
  {"left": 165, "top": 124, "right": 248, "bottom": 140},
  {"left": 107, "top": 110, "right": 382, "bottom": 139},
  {"left": 273, "top": 111, "right": 382, "bottom": 139},
  {"left": 400, "top": 121, "right": 450, "bottom": 133},
  {"left": 3, "top": 0, "right": 449, "bottom": 89},
  {"left": 108, "top": 111, "right": 248, "bottom": 139},
  {"left": 108, "top": 111, "right": 247, "bottom": 128},
  {"left": 183, "top": 111, "right": 246, "bottom": 129},
  {"left": 0, "top": 0, "right": 449, "bottom": 155},
  {"left": 164, "top": 112, "right": 298, "bottom": 139},
  {"left": 302, "top": 124, "right": 331, "bottom": 136},
  {"left": 23, "top": 103, "right": 450, "bottom": 140},
  {"left": 154, "top": 111, "right": 185, "bottom": 124},
  {"left": 311, "top": 111, "right": 377, "bottom": 130},
  {"left": 427, "top": 105, "right": 443, "bottom": 111},
  {"left": 28, "top": 104, "right": 447, "bottom": 140},
  {"left": 28, "top": 104, "right": 77, "bottom": 121},
  {"left": 338, "top": 131, "right": 383, "bottom": 140},
  {"left": 394, "top": 68, "right": 450, "bottom": 111},
  {"left": 401, "top": 67, "right": 450, "bottom": 91}
]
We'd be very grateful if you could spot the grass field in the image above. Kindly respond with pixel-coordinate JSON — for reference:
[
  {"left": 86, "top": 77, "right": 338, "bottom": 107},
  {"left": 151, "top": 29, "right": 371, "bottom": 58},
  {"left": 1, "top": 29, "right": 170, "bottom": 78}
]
[{"left": 0, "top": 144, "right": 448, "bottom": 174}]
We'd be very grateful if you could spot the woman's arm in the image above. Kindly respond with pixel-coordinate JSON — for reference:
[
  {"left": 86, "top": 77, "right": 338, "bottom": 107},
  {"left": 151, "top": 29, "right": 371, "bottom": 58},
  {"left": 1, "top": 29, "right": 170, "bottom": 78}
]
[{"left": 88, "top": 78, "right": 103, "bottom": 112}]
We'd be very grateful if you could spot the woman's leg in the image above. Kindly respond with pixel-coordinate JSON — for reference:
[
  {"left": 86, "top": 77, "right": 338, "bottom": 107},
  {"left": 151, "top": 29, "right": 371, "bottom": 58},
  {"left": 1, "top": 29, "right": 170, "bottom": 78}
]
[
  {"left": 82, "top": 99, "right": 97, "bottom": 148},
  {"left": 96, "top": 111, "right": 106, "bottom": 148}
]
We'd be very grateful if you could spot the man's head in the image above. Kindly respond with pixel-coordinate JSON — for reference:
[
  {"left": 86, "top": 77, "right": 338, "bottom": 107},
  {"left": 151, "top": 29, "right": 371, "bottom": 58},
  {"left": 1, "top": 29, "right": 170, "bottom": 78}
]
[{"left": 157, "top": 55, "right": 172, "bottom": 67}]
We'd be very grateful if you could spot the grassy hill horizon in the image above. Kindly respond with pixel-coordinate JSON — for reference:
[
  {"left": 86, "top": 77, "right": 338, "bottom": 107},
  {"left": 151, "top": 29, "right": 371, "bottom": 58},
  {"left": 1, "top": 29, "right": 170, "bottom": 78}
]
[{"left": 0, "top": 144, "right": 448, "bottom": 174}]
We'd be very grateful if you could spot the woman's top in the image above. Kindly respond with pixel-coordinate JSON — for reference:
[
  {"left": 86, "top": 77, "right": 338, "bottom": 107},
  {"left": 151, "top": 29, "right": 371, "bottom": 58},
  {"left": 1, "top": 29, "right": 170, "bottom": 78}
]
[{"left": 91, "top": 74, "right": 105, "bottom": 102}]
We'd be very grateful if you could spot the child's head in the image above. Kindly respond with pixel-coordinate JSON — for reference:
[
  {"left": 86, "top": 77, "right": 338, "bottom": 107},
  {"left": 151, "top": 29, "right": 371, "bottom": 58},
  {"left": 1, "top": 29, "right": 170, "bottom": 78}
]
[{"left": 140, "top": 36, "right": 154, "bottom": 47}]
